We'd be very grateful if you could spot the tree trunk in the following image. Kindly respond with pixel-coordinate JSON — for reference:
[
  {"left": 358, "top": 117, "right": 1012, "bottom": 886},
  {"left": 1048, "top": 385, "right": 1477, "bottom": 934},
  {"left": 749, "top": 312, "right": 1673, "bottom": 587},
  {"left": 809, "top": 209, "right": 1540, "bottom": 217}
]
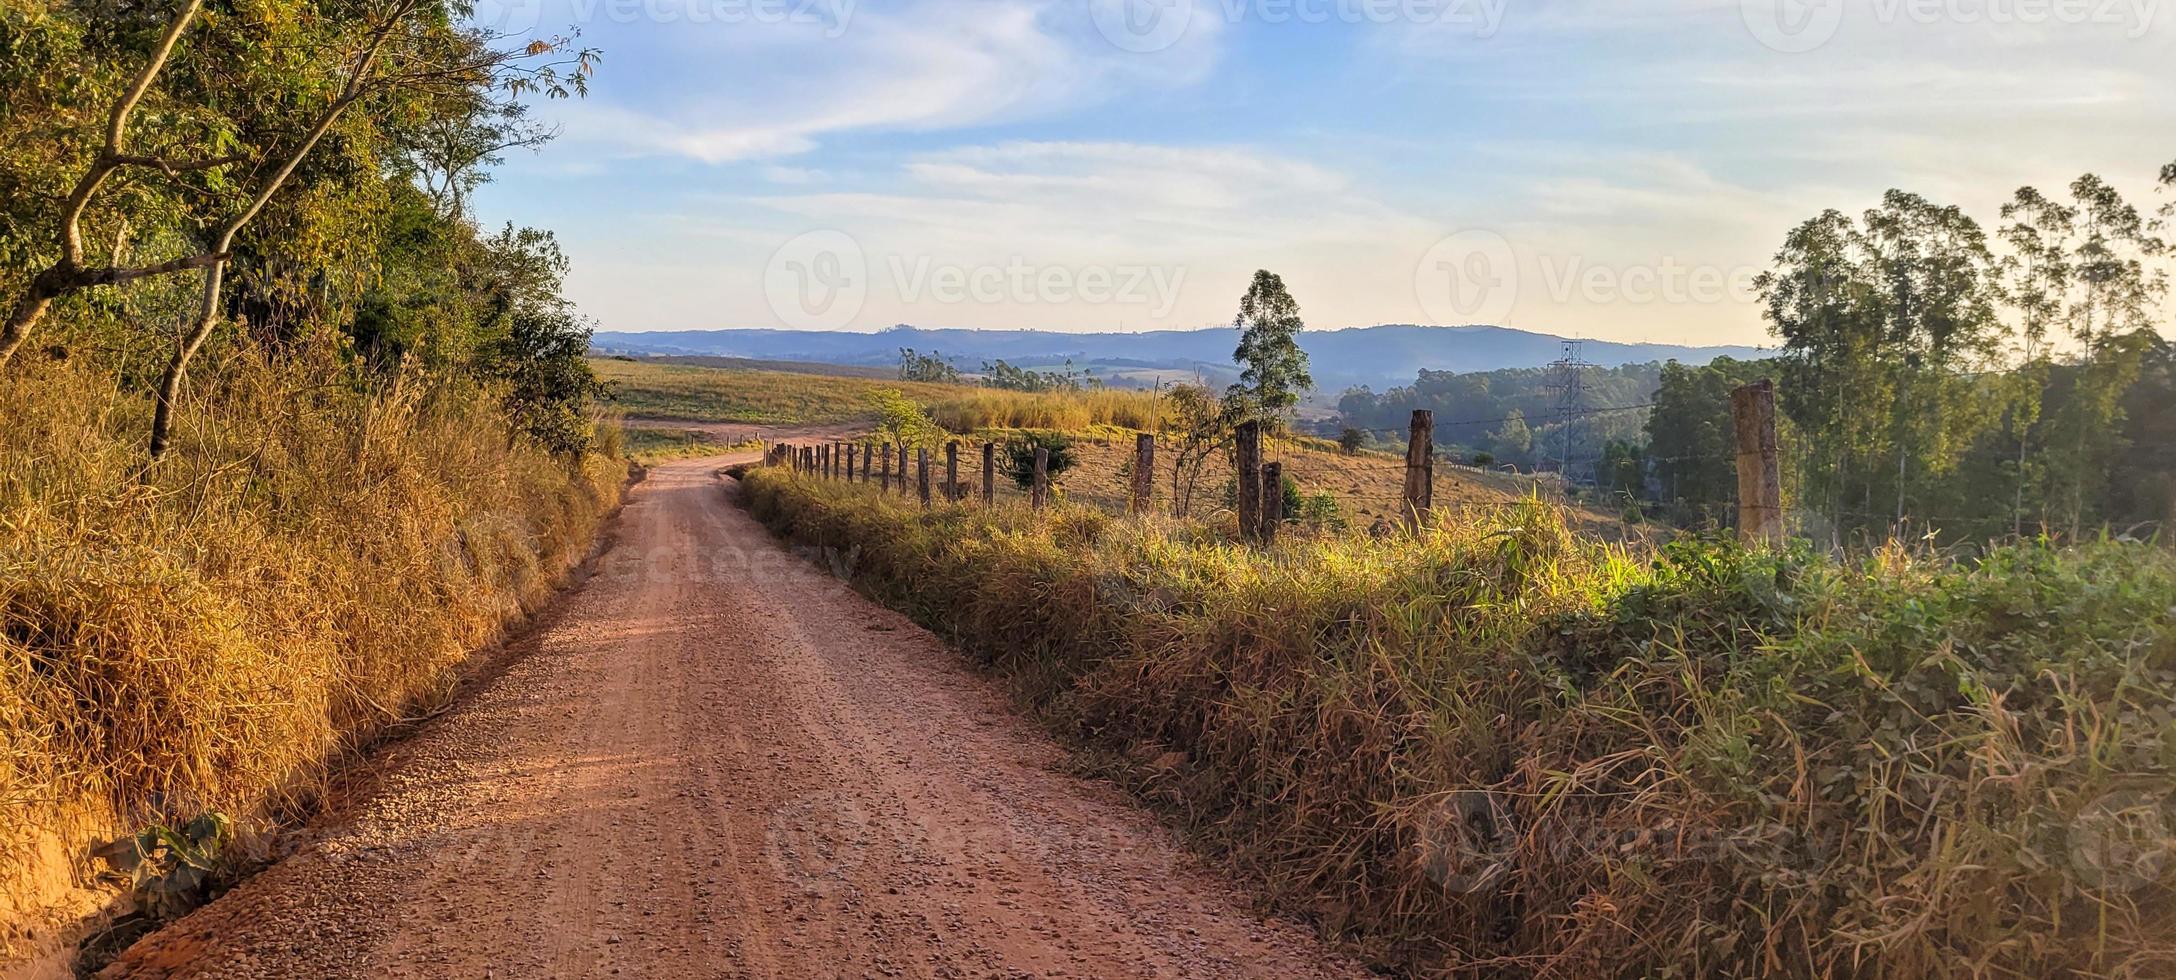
[
  {"left": 149, "top": 264, "right": 226, "bottom": 459},
  {"left": 0, "top": 280, "right": 59, "bottom": 369}
]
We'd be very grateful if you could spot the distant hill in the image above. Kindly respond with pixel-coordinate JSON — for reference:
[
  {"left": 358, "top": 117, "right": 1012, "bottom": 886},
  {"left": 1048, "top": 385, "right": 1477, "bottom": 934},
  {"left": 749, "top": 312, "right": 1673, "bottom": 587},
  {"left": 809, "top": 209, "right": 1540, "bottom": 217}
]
[{"left": 590, "top": 324, "right": 1769, "bottom": 391}]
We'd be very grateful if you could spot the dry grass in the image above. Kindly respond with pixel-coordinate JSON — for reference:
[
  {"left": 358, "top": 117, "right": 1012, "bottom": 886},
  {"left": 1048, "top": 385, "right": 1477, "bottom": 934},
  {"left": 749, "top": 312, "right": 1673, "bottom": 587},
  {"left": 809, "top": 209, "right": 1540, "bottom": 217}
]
[
  {"left": 923, "top": 388, "right": 1162, "bottom": 432},
  {"left": 591, "top": 357, "right": 963, "bottom": 424},
  {"left": 745, "top": 466, "right": 2176, "bottom": 978},
  {"left": 593, "top": 356, "right": 1164, "bottom": 434},
  {"left": 0, "top": 346, "right": 622, "bottom": 953}
]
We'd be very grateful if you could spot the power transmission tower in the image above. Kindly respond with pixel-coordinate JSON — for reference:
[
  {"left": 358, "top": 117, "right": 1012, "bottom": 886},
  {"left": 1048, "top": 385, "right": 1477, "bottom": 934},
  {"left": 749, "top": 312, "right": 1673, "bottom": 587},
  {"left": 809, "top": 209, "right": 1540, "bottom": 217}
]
[{"left": 1545, "top": 340, "right": 1592, "bottom": 483}]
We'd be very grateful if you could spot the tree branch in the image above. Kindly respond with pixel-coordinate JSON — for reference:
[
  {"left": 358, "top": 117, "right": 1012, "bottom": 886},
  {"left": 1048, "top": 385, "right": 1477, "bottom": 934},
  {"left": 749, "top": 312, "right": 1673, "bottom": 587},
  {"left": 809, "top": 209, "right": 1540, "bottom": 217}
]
[
  {"left": 60, "top": 0, "right": 207, "bottom": 267},
  {"left": 111, "top": 153, "right": 248, "bottom": 176},
  {"left": 68, "top": 252, "right": 230, "bottom": 288}
]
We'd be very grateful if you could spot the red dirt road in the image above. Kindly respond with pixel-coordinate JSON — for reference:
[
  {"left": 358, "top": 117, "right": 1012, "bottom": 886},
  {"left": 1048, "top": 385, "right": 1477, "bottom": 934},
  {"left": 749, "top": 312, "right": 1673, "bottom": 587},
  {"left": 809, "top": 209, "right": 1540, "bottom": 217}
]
[{"left": 99, "top": 454, "right": 1365, "bottom": 979}]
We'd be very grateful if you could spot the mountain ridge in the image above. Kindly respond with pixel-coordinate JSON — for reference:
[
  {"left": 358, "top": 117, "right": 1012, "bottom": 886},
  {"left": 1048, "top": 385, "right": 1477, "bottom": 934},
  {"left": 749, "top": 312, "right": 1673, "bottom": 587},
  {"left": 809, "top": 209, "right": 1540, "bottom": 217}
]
[{"left": 591, "top": 323, "right": 1770, "bottom": 390}]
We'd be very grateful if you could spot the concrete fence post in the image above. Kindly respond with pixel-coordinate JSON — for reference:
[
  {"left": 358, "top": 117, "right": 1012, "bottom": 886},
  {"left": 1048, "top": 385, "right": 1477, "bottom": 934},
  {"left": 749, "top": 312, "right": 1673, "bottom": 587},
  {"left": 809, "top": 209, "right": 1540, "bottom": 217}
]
[
  {"left": 1732, "top": 379, "right": 1784, "bottom": 547},
  {"left": 1404, "top": 409, "right": 1434, "bottom": 529}
]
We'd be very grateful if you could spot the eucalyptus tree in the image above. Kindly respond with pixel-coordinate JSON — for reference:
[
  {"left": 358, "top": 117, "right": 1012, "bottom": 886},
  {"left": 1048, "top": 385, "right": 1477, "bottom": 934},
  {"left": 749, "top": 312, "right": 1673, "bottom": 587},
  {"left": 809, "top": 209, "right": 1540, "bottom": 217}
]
[{"left": 1227, "top": 269, "right": 1313, "bottom": 429}]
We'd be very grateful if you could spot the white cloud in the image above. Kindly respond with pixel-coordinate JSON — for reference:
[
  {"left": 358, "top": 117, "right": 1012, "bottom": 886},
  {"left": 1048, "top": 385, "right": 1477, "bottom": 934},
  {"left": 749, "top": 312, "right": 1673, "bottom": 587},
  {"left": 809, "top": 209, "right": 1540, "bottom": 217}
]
[{"left": 544, "top": 0, "right": 1224, "bottom": 164}]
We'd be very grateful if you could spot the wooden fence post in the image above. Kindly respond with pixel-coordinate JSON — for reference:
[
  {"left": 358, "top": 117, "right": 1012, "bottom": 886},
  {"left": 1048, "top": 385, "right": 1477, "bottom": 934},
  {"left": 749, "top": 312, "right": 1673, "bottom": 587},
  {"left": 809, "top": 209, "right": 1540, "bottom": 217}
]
[
  {"left": 1031, "top": 447, "right": 1050, "bottom": 510},
  {"left": 862, "top": 443, "right": 874, "bottom": 484},
  {"left": 1131, "top": 433, "right": 1154, "bottom": 515},
  {"left": 1732, "top": 380, "right": 1784, "bottom": 547},
  {"left": 846, "top": 442, "right": 856, "bottom": 481},
  {"left": 1235, "top": 420, "right": 1262, "bottom": 542},
  {"left": 917, "top": 448, "right": 932, "bottom": 507},
  {"left": 1404, "top": 409, "right": 1434, "bottom": 529},
  {"left": 898, "top": 444, "right": 911, "bottom": 497},
  {"left": 982, "top": 442, "right": 996, "bottom": 506},
  {"left": 946, "top": 441, "right": 960, "bottom": 501},
  {"left": 1260, "top": 461, "right": 1283, "bottom": 544}
]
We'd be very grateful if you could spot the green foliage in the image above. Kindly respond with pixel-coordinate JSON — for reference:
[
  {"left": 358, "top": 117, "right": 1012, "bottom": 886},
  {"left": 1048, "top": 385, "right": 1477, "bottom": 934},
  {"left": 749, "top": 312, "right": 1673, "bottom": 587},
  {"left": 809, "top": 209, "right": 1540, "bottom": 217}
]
[
  {"left": 1336, "top": 363, "right": 1661, "bottom": 456},
  {"left": 1489, "top": 408, "right": 1532, "bottom": 465},
  {"left": 981, "top": 358, "right": 1094, "bottom": 392},
  {"left": 1004, "top": 431, "right": 1076, "bottom": 489},
  {"left": 745, "top": 469, "right": 2176, "bottom": 977},
  {"left": 479, "top": 307, "right": 610, "bottom": 456},
  {"left": 898, "top": 347, "right": 961, "bottom": 384},
  {"left": 1298, "top": 490, "right": 1344, "bottom": 530},
  {"left": 1336, "top": 426, "right": 1366, "bottom": 454},
  {"left": 1755, "top": 173, "right": 2171, "bottom": 542},
  {"left": 873, "top": 387, "right": 949, "bottom": 448},
  {"left": 1163, "top": 381, "right": 1242, "bottom": 514},
  {"left": 1227, "top": 270, "right": 1313, "bottom": 424},
  {"left": 94, "top": 813, "right": 232, "bottom": 922},
  {"left": 1645, "top": 356, "right": 1776, "bottom": 527}
]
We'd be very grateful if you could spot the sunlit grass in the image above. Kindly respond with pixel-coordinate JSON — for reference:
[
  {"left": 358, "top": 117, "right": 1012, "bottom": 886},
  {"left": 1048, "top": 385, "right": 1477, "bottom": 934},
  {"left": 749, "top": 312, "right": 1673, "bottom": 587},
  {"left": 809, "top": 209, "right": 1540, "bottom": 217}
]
[
  {"left": 744, "top": 465, "right": 2176, "bottom": 977},
  {"left": 0, "top": 348, "right": 623, "bottom": 935}
]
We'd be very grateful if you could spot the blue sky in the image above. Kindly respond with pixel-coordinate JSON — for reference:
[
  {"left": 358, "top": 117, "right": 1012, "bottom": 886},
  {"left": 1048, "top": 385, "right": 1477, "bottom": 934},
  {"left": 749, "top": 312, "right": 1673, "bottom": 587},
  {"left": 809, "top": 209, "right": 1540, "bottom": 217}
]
[{"left": 468, "top": 0, "right": 2175, "bottom": 346}]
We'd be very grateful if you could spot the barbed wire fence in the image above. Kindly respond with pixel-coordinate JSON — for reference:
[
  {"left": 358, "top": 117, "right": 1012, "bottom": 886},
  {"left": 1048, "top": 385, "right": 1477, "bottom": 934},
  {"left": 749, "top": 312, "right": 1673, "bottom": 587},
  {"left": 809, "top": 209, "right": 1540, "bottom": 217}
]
[{"left": 761, "top": 381, "right": 2166, "bottom": 551}]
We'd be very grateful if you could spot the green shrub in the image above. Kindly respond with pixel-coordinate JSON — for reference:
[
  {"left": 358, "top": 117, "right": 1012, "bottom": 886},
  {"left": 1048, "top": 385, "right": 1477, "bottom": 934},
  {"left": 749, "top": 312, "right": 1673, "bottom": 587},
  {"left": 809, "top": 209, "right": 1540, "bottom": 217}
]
[{"left": 1003, "top": 431, "right": 1076, "bottom": 489}]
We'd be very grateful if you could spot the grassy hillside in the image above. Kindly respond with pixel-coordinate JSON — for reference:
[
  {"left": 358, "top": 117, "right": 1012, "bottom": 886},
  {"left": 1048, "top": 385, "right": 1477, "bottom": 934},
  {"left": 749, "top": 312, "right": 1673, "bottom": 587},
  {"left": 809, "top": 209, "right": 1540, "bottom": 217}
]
[
  {"left": 743, "top": 466, "right": 2176, "bottom": 977},
  {"left": 593, "top": 357, "right": 964, "bottom": 424}
]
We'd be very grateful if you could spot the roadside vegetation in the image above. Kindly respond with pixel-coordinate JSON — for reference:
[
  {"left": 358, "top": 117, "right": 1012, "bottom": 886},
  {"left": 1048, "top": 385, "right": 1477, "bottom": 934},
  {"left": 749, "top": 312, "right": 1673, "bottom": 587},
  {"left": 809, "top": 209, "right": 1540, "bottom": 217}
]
[
  {"left": 743, "top": 467, "right": 2176, "bottom": 976},
  {"left": 0, "top": 2, "right": 617, "bottom": 958}
]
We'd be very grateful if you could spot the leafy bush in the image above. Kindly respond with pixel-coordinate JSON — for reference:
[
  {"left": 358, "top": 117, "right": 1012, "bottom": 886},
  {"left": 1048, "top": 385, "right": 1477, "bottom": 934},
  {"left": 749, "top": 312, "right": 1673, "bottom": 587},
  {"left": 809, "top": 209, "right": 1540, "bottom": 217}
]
[
  {"left": 742, "top": 468, "right": 2176, "bottom": 977},
  {"left": 1003, "top": 431, "right": 1076, "bottom": 489}
]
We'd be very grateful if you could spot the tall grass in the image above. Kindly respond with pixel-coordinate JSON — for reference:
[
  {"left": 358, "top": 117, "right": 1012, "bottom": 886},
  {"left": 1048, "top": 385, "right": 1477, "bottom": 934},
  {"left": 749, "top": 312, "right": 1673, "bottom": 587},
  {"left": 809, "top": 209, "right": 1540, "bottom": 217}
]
[
  {"left": 743, "top": 467, "right": 2176, "bottom": 977},
  {"left": 0, "top": 346, "right": 622, "bottom": 951},
  {"left": 924, "top": 387, "right": 1162, "bottom": 432}
]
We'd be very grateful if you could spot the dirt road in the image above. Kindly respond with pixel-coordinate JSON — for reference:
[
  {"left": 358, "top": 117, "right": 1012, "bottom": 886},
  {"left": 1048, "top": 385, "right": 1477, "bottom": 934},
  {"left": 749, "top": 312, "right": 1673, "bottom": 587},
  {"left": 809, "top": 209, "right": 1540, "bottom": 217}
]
[{"left": 100, "top": 454, "right": 1365, "bottom": 979}]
